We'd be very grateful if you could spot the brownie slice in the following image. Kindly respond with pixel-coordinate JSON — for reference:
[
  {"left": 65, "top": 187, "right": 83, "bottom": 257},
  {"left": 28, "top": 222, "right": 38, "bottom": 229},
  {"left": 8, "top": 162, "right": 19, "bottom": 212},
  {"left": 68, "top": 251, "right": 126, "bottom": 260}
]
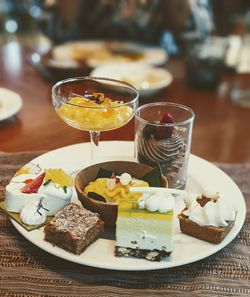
[
  {"left": 44, "top": 203, "right": 104, "bottom": 254},
  {"left": 178, "top": 211, "right": 235, "bottom": 244}
]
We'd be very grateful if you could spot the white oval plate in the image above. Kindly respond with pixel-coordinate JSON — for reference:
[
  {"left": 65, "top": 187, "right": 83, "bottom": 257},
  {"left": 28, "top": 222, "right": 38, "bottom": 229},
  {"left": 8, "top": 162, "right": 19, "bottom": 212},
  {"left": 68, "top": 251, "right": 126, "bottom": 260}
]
[
  {"left": 0, "top": 88, "right": 22, "bottom": 121},
  {"left": 91, "top": 63, "right": 173, "bottom": 97},
  {"left": 50, "top": 40, "right": 168, "bottom": 69},
  {"left": 10, "top": 141, "right": 246, "bottom": 271}
]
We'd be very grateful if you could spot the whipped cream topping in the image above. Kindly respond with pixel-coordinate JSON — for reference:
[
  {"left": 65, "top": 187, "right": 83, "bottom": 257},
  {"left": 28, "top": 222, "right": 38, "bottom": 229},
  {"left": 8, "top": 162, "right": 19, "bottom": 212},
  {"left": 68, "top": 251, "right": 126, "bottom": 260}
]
[
  {"left": 106, "top": 173, "right": 132, "bottom": 190},
  {"left": 138, "top": 192, "right": 174, "bottom": 213},
  {"left": 11, "top": 173, "right": 38, "bottom": 184},
  {"left": 183, "top": 191, "right": 237, "bottom": 227},
  {"left": 20, "top": 198, "right": 48, "bottom": 225},
  {"left": 118, "top": 173, "right": 132, "bottom": 186},
  {"left": 202, "top": 190, "right": 220, "bottom": 200},
  {"left": 39, "top": 182, "right": 72, "bottom": 201},
  {"left": 16, "top": 163, "right": 42, "bottom": 176}
]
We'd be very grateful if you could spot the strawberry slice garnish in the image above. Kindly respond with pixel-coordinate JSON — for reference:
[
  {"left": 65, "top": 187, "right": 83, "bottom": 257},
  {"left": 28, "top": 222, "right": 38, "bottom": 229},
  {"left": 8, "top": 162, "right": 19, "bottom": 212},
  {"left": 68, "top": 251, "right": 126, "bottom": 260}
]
[
  {"left": 23, "top": 178, "right": 34, "bottom": 185},
  {"left": 155, "top": 112, "right": 174, "bottom": 139},
  {"left": 21, "top": 172, "right": 45, "bottom": 194}
]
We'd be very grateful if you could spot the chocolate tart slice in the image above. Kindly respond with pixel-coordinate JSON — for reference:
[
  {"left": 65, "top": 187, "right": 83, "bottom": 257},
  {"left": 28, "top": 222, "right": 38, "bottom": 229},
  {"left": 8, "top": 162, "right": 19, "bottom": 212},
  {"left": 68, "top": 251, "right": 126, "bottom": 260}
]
[
  {"left": 178, "top": 211, "right": 235, "bottom": 244},
  {"left": 178, "top": 195, "right": 235, "bottom": 244}
]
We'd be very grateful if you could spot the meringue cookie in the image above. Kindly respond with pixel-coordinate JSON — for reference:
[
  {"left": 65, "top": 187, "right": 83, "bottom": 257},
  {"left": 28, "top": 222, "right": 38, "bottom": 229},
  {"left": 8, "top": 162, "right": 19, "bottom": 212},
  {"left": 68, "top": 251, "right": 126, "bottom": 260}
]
[{"left": 20, "top": 199, "right": 48, "bottom": 225}]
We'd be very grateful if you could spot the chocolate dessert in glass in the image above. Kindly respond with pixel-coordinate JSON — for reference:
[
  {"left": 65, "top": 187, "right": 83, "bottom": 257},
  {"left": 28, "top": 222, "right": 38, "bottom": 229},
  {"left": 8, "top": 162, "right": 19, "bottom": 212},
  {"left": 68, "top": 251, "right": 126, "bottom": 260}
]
[{"left": 135, "top": 102, "right": 195, "bottom": 189}]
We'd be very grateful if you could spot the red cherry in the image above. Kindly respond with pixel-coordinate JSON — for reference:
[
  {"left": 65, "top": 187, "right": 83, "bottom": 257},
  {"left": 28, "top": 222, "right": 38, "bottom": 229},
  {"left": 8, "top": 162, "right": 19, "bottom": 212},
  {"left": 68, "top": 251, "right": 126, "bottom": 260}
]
[
  {"left": 155, "top": 112, "right": 174, "bottom": 139},
  {"left": 160, "top": 112, "right": 173, "bottom": 124}
]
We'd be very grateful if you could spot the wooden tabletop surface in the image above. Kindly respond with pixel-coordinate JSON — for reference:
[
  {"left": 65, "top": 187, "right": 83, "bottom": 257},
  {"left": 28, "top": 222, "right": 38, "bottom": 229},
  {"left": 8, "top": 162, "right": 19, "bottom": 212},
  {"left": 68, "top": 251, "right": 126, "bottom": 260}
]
[{"left": 0, "top": 40, "right": 249, "bottom": 163}]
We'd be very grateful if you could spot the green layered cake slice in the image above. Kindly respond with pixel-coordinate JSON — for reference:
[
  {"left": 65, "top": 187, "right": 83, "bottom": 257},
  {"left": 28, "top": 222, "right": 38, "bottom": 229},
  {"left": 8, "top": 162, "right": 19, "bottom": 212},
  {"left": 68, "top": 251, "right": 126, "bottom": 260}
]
[{"left": 115, "top": 193, "right": 174, "bottom": 261}]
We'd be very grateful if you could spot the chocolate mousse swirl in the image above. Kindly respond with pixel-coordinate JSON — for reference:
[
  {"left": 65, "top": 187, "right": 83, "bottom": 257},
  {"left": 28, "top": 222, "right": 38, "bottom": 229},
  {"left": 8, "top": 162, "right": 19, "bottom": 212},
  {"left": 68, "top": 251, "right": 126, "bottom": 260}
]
[{"left": 137, "top": 132, "right": 185, "bottom": 167}]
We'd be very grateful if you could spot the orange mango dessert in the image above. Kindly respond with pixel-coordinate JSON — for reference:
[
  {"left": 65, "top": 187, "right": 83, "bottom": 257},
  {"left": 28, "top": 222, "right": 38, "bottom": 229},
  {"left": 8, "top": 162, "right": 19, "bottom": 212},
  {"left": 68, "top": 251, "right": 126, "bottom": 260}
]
[{"left": 57, "top": 93, "right": 134, "bottom": 131}]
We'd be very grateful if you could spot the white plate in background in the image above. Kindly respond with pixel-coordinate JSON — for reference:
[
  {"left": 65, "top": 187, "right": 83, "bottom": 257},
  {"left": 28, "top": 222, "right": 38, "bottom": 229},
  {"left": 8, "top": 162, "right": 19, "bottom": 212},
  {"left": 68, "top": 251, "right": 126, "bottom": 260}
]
[
  {"left": 10, "top": 141, "right": 246, "bottom": 271},
  {"left": 0, "top": 88, "right": 23, "bottom": 121},
  {"left": 50, "top": 40, "right": 168, "bottom": 69},
  {"left": 91, "top": 62, "right": 173, "bottom": 96}
]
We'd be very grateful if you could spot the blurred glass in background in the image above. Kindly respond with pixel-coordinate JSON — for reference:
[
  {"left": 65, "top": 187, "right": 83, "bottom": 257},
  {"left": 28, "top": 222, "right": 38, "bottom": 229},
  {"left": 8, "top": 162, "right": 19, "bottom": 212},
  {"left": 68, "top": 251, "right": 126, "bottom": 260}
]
[
  {"left": 0, "top": 0, "right": 51, "bottom": 53},
  {"left": 230, "top": 10, "right": 250, "bottom": 107},
  {"left": 0, "top": 0, "right": 43, "bottom": 35}
]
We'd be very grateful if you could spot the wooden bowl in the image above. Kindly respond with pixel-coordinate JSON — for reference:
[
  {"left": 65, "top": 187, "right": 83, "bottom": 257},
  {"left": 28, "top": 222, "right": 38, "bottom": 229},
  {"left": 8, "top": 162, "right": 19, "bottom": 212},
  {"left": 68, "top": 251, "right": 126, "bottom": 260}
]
[{"left": 75, "top": 161, "right": 167, "bottom": 226}]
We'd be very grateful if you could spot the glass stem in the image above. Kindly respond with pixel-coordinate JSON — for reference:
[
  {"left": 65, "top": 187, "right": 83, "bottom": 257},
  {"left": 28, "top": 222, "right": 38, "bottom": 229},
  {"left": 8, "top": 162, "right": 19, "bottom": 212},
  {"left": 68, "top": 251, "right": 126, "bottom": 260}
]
[{"left": 89, "top": 131, "right": 100, "bottom": 160}]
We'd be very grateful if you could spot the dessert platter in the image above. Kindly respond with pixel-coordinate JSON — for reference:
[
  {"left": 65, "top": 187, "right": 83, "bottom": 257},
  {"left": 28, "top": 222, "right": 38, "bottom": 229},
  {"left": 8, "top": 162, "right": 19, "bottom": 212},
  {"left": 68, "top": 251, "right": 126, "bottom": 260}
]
[{"left": 2, "top": 141, "right": 246, "bottom": 271}]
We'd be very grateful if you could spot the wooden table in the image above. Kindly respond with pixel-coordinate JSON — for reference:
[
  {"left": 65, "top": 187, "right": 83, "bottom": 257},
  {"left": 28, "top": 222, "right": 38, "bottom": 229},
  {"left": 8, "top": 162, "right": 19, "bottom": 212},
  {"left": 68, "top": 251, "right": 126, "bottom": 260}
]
[{"left": 0, "top": 40, "right": 249, "bottom": 163}]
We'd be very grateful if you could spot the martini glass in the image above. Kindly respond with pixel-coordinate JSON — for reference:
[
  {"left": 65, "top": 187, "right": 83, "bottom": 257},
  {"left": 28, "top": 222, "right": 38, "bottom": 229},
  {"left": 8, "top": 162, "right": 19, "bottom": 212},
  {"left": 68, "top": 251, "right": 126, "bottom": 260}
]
[{"left": 52, "top": 77, "right": 139, "bottom": 161}]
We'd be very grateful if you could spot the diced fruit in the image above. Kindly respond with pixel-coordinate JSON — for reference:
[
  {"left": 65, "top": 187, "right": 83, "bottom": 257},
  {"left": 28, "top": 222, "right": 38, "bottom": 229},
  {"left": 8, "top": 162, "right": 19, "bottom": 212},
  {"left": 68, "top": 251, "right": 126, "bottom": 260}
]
[
  {"left": 57, "top": 92, "right": 131, "bottom": 131},
  {"left": 15, "top": 167, "right": 31, "bottom": 176},
  {"left": 21, "top": 172, "right": 45, "bottom": 194},
  {"left": 107, "top": 178, "right": 116, "bottom": 190},
  {"left": 15, "top": 164, "right": 42, "bottom": 176},
  {"left": 44, "top": 169, "right": 73, "bottom": 187},
  {"left": 23, "top": 179, "right": 34, "bottom": 184},
  {"left": 155, "top": 112, "right": 174, "bottom": 139}
]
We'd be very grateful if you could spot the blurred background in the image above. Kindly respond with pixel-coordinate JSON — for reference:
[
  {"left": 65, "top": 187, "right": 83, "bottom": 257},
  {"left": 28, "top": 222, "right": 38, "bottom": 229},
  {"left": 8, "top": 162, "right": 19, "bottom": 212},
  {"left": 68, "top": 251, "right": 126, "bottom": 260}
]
[
  {"left": 1, "top": 0, "right": 250, "bottom": 90},
  {"left": 0, "top": 1, "right": 249, "bottom": 47}
]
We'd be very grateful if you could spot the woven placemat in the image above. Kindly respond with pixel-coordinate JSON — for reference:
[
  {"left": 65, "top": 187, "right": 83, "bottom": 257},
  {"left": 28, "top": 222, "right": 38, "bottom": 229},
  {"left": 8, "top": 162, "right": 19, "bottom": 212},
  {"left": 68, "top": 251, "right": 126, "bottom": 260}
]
[{"left": 0, "top": 151, "right": 249, "bottom": 297}]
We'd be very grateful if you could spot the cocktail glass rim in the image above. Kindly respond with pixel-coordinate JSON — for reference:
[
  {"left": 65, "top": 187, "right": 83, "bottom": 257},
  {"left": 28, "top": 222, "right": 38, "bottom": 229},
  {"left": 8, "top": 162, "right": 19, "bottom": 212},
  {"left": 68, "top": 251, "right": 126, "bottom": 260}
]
[
  {"left": 52, "top": 76, "right": 139, "bottom": 109},
  {"left": 135, "top": 102, "right": 195, "bottom": 126}
]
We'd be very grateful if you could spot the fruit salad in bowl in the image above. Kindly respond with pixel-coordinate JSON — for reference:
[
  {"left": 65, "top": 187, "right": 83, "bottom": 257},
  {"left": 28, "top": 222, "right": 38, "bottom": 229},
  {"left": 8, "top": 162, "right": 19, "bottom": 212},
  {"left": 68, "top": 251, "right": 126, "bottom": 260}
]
[{"left": 75, "top": 160, "right": 167, "bottom": 226}]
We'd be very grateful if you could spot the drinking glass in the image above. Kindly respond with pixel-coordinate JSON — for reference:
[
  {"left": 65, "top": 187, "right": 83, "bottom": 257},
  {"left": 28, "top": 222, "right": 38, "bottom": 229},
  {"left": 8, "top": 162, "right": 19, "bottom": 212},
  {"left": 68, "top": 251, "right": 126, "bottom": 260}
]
[
  {"left": 230, "top": 35, "right": 250, "bottom": 108},
  {"left": 135, "top": 102, "right": 195, "bottom": 189},
  {"left": 52, "top": 77, "right": 139, "bottom": 160}
]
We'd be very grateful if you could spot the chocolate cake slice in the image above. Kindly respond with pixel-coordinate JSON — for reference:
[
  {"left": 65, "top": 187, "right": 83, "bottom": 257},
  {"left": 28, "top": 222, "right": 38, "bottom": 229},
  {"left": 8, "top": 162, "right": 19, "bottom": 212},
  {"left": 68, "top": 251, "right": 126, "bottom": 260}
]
[{"left": 44, "top": 203, "right": 104, "bottom": 254}]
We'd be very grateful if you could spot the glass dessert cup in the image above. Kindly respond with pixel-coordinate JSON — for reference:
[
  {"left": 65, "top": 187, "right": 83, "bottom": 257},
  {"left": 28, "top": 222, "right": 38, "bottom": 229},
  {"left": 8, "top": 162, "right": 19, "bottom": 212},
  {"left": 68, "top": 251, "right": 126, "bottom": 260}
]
[
  {"left": 135, "top": 102, "right": 195, "bottom": 189},
  {"left": 52, "top": 77, "right": 139, "bottom": 160}
]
